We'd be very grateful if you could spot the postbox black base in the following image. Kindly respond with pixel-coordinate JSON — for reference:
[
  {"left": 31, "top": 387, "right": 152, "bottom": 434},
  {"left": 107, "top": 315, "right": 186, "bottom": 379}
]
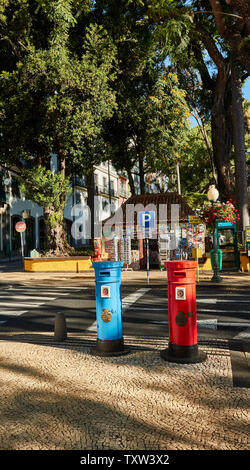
[
  {"left": 160, "top": 343, "right": 207, "bottom": 364},
  {"left": 91, "top": 338, "right": 130, "bottom": 357}
]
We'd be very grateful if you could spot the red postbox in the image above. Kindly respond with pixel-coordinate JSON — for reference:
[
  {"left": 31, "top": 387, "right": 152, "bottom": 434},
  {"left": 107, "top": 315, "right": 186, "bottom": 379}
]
[
  {"left": 94, "top": 246, "right": 101, "bottom": 261},
  {"left": 94, "top": 238, "right": 102, "bottom": 262},
  {"left": 160, "top": 260, "right": 207, "bottom": 364}
]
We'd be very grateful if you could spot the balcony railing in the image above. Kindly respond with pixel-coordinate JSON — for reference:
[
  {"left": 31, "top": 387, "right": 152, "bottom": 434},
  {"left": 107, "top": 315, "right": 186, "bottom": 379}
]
[
  {"left": 0, "top": 189, "right": 9, "bottom": 203},
  {"left": 72, "top": 176, "right": 119, "bottom": 198},
  {"left": 119, "top": 188, "right": 130, "bottom": 198},
  {"left": 97, "top": 185, "right": 118, "bottom": 198},
  {"left": 72, "top": 175, "right": 87, "bottom": 188}
]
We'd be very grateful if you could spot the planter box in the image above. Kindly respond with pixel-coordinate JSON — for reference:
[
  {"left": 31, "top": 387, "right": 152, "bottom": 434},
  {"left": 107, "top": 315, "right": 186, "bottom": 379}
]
[
  {"left": 240, "top": 254, "right": 249, "bottom": 272},
  {"left": 198, "top": 256, "right": 212, "bottom": 271},
  {"left": 24, "top": 256, "right": 93, "bottom": 272}
]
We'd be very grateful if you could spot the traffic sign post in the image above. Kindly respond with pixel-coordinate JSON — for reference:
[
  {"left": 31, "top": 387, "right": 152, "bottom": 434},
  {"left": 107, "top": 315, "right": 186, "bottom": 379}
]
[
  {"left": 188, "top": 215, "right": 202, "bottom": 283},
  {"left": 15, "top": 221, "right": 26, "bottom": 270},
  {"left": 146, "top": 238, "right": 149, "bottom": 284},
  {"left": 139, "top": 211, "right": 156, "bottom": 284}
]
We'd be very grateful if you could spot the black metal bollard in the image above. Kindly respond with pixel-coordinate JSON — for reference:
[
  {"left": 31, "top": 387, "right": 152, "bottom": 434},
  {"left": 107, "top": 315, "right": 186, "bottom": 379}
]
[{"left": 54, "top": 313, "right": 67, "bottom": 342}]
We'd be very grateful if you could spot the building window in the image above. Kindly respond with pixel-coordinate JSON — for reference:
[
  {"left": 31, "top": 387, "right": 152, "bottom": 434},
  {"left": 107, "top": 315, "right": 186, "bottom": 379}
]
[
  {"left": 12, "top": 177, "right": 21, "bottom": 198},
  {"left": 75, "top": 191, "right": 81, "bottom": 204},
  {"left": 102, "top": 199, "right": 109, "bottom": 211}
]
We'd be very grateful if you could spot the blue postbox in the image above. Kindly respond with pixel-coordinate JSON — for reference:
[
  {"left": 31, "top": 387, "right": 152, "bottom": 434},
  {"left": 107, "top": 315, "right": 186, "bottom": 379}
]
[{"left": 92, "top": 261, "right": 130, "bottom": 356}]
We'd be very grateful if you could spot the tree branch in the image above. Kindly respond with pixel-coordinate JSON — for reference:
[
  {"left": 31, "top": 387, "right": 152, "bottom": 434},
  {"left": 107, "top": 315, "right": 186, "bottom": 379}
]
[
  {"left": 208, "top": 0, "right": 250, "bottom": 74},
  {"left": 192, "top": 41, "right": 215, "bottom": 91},
  {"left": 209, "top": 0, "right": 244, "bottom": 39},
  {"left": 0, "top": 36, "right": 21, "bottom": 58},
  {"left": 194, "top": 21, "right": 226, "bottom": 71}
]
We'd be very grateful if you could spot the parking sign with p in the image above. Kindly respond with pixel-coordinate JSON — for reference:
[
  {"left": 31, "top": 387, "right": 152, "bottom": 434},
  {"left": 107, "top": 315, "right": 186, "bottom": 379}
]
[{"left": 139, "top": 211, "right": 155, "bottom": 229}]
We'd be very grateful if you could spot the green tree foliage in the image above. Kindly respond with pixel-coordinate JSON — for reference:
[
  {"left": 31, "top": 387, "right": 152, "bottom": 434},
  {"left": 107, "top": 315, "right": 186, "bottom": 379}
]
[
  {"left": 208, "top": 0, "right": 250, "bottom": 75},
  {"left": 20, "top": 167, "right": 72, "bottom": 253},
  {"left": 0, "top": 0, "right": 117, "bottom": 254},
  {"left": 92, "top": 0, "right": 190, "bottom": 194},
  {"left": 145, "top": 72, "right": 190, "bottom": 173},
  {"left": 147, "top": 0, "right": 249, "bottom": 231},
  {"left": 177, "top": 126, "right": 213, "bottom": 194}
]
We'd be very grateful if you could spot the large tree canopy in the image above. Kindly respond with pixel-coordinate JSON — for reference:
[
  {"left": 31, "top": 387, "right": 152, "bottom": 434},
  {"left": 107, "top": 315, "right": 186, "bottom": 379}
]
[
  {"left": 0, "top": 0, "right": 117, "bottom": 253},
  {"left": 208, "top": 0, "right": 250, "bottom": 75},
  {"left": 90, "top": 0, "right": 191, "bottom": 194},
  {"left": 146, "top": 0, "right": 249, "bottom": 229}
]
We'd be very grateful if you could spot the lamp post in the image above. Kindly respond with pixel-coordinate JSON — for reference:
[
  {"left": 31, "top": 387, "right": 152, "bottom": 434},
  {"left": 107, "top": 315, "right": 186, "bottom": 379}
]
[{"left": 207, "top": 185, "right": 222, "bottom": 283}]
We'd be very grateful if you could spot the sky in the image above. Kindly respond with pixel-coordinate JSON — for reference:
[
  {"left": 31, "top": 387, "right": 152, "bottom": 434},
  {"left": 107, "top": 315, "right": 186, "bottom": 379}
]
[{"left": 243, "top": 77, "right": 250, "bottom": 101}]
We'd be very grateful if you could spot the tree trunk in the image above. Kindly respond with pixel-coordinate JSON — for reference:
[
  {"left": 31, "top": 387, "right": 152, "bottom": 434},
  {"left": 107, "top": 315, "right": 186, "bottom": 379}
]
[
  {"left": 176, "top": 161, "right": 181, "bottom": 195},
  {"left": 127, "top": 168, "right": 136, "bottom": 195},
  {"left": 58, "top": 149, "right": 66, "bottom": 204},
  {"left": 211, "top": 70, "right": 234, "bottom": 199},
  {"left": 139, "top": 152, "right": 145, "bottom": 194},
  {"left": 193, "top": 108, "right": 218, "bottom": 184},
  {"left": 86, "top": 168, "right": 96, "bottom": 243},
  {"left": 231, "top": 63, "right": 250, "bottom": 230},
  {"left": 43, "top": 206, "right": 70, "bottom": 256}
]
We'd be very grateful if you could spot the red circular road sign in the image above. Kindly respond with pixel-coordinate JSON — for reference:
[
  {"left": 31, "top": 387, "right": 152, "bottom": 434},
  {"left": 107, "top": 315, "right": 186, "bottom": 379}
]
[{"left": 15, "top": 221, "right": 26, "bottom": 233}]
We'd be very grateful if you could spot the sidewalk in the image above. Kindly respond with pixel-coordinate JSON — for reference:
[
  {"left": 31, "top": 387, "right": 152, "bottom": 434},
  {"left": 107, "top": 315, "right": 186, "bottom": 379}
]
[
  {"left": 0, "top": 267, "right": 249, "bottom": 286},
  {"left": 0, "top": 332, "right": 249, "bottom": 451}
]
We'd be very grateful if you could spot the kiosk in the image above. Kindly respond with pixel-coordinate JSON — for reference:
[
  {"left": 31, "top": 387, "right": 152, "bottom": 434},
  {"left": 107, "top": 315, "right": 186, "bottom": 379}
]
[{"left": 215, "top": 221, "right": 240, "bottom": 270}]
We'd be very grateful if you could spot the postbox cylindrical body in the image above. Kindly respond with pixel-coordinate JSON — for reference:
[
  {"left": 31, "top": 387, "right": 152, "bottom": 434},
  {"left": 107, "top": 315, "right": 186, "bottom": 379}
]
[
  {"left": 92, "top": 261, "right": 130, "bottom": 356},
  {"left": 160, "top": 260, "right": 206, "bottom": 364}
]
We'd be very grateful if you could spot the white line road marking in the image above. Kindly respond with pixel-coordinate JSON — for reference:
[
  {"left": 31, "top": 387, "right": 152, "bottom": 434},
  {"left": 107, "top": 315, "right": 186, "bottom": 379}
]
[
  {"left": 0, "top": 286, "right": 88, "bottom": 321},
  {"left": 31, "top": 285, "right": 86, "bottom": 290},
  {"left": 122, "top": 288, "right": 150, "bottom": 313},
  {"left": 125, "top": 306, "right": 250, "bottom": 314},
  {"left": 196, "top": 298, "right": 250, "bottom": 304},
  {"left": 150, "top": 319, "right": 218, "bottom": 329},
  {"left": 150, "top": 320, "right": 250, "bottom": 331},
  {"left": 197, "top": 293, "right": 250, "bottom": 297},
  {"left": 7, "top": 288, "right": 70, "bottom": 296},
  {"left": 198, "top": 308, "right": 250, "bottom": 314},
  {"left": 233, "top": 328, "right": 250, "bottom": 339},
  {"left": 197, "top": 319, "right": 218, "bottom": 329},
  {"left": 0, "top": 302, "right": 44, "bottom": 308},
  {"left": 86, "top": 323, "right": 96, "bottom": 333},
  {"left": 0, "top": 295, "right": 56, "bottom": 301},
  {"left": 86, "top": 288, "right": 151, "bottom": 333},
  {"left": 0, "top": 310, "right": 28, "bottom": 316}
]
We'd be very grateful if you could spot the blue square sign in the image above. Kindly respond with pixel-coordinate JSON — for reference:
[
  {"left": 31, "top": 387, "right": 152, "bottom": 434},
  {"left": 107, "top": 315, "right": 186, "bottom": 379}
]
[{"left": 139, "top": 211, "right": 155, "bottom": 229}]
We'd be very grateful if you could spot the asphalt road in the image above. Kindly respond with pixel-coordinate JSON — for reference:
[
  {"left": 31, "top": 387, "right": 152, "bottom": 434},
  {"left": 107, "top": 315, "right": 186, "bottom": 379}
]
[{"left": 0, "top": 281, "right": 249, "bottom": 342}]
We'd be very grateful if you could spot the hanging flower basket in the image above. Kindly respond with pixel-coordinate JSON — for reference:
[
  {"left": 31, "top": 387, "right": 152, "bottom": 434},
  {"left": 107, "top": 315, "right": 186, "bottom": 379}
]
[{"left": 199, "top": 199, "right": 240, "bottom": 229}]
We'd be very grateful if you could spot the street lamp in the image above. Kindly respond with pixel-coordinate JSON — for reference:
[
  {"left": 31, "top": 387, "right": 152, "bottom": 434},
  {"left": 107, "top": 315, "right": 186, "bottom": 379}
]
[{"left": 207, "top": 185, "right": 222, "bottom": 283}]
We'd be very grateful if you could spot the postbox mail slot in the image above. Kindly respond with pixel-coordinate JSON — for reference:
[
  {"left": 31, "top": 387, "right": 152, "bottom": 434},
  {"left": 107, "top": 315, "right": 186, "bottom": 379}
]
[
  {"left": 100, "top": 271, "right": 110, "bottom": 276},
  {"left": 174, "top": 272, "right": 186, "bottom": 277}
]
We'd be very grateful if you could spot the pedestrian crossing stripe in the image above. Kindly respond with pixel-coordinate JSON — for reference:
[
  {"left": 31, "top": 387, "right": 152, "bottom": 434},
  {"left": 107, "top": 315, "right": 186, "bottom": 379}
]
[
  {"left": 0, "top": 310, "right": 28, "bottom": 316},
  {"left": 0, "top": 295, "right": 56, "bottom": 301},
  {"left": 0, "top": 286, "right": 80, "bottom": 316}
]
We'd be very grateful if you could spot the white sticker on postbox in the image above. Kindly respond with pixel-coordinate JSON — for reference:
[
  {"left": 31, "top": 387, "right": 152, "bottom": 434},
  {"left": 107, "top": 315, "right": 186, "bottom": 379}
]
[
  {"left": 101, "top": 285, "right": 110, "bottom": 298},
  {"left": 175, "top": 287, "right": 186, "bottom": 300}
]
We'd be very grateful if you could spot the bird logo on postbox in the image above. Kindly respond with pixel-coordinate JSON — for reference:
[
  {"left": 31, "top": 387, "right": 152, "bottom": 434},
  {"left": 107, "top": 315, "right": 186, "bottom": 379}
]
[{"left": 101, "top": 285, "right": 110, "bottom": 298}]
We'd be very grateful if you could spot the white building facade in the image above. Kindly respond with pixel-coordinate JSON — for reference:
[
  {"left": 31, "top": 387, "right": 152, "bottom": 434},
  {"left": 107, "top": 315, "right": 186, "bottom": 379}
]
[{"left": 0, "top": 160, "right": 130, "bottom": 256}]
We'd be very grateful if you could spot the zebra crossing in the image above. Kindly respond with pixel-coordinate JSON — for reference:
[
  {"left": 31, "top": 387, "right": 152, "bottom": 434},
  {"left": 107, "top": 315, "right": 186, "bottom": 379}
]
[{"left": 0, "top": 285, "right": 87, "bottom": 320}]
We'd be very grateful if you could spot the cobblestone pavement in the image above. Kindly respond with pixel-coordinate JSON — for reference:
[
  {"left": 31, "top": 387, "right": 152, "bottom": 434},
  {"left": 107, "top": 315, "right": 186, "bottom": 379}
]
[{"left": 0, "top": 333, "right": 249, "bottom": 451}]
